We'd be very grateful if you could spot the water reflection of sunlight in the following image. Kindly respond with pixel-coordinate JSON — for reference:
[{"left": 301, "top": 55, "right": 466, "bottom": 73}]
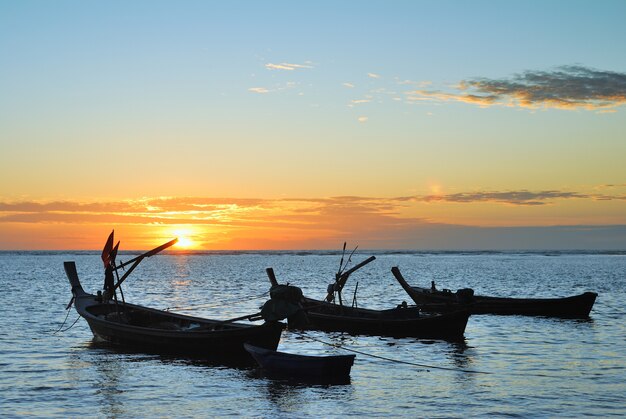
[
  {"left": 172, "top": 279, "right": 191, "bottom": 287},
  {"left": 170, "top": 255, "right": 191, "bottom": 284},
  {"left": 71, "top": 342, "right": 128, "bottom": 418}
]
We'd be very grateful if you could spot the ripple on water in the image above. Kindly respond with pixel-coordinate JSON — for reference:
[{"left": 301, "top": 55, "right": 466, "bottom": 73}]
[{"left": 0, "top": 252, "right": 625, "bottom": 417}]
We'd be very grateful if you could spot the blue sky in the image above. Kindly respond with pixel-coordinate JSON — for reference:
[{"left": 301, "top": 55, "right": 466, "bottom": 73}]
[{"left": 1, "top": 1, "right": 625, "bottom": 249}]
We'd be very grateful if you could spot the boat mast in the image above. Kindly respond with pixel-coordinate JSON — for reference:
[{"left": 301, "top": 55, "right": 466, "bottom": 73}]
[
  {"left": 99, "top": 230, "right": 178, "bottom": 302},
  {"left": 110, "top": 238, "right": 178, "bottom": 295},
  {"left": 325, "top": 255, "right": 376, "bottom": 303}
]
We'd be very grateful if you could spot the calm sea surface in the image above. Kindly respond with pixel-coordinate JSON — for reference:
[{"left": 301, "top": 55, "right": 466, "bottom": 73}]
[{"left": 1, "top": 251, "right": 625, "bottom": 418}]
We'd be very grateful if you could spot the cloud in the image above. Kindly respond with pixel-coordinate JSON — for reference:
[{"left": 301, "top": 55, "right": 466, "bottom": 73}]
[
  {"left": 407, "top": 66, "right": 626, "bottom": 111},
  {"left": 404, "top": 66, "right": 626, "bottom": 111},
  {"left": 405, "top": 89, "right": 499, "bottom": 107},
  {"left": 468, "top": 66, "right": 626, "bottom": 110},
  {"left": 396, "top": 79, "right": 432, "bottom": 87},
  {"left": 265, "top": 62, "right": 313, "bottom": 71},
  {"left": 0, "top": 197, "right": 273, "bottom": 225},
  {"left": 0, "top": 201, "right": 140, "bottom": 212},
  {"left": 254, "top": 64, "right": 624, "bottom": 114},
  {"left": 248, "top": 87, "right": 270, "bottom": 94},
  {"left": 2, "top": 188, "right": 623, "bottom": 225},
  {"left": 2, "top": 188, "right": 624, "bottom": 248},
  {"left": 358, "top": 116, "right": 368, "bottom": 123},
  {"left": 399, "top": 190, "right": 591, "bottom": 206},
  {"left": 2, "top": 193, "right": 625, "bottom": 249}
]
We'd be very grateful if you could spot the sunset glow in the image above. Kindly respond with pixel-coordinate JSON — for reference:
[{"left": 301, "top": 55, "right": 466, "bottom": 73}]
[
  {"left": 175, "top": 236, "right": 194, "bottom": 249},
  {"left": 169, "top": 228, "right": 199, "bottom": 249},
  {"left": 1, "top": 2, "right": 625, "bottom": 250}
]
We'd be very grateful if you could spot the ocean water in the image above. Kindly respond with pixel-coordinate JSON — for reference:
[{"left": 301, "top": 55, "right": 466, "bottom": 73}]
[{"left": 1, "top": 251, "right": 625, "bottom": 418}]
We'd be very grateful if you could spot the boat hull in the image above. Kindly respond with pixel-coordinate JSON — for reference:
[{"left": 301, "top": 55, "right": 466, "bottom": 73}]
[
  {"left": 244, "top": 343, "right": 355, "bottom": 378},
  {"left": 76, "top": 295, "right": 283, "bottom": 359},
  {"left": 296, "top": 297, "right": 470, "bottom": 341},
  {"left": 66, "top": 261, "right": 283, "bottom": 361},
  {"left": 407, "top": 287, "right": 597, "bottom": 318}
]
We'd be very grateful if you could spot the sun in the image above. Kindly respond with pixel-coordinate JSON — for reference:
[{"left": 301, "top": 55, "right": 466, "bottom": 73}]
[
  {"left": 176, "top": 236, "right": 194, "bottom": 248},
  {"left": 169, "top": 228, "right": 198, "bottom": 249}
]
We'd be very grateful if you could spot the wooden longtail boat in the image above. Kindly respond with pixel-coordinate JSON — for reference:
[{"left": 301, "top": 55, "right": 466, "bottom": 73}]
[
  {"left": 64, "top": 233, "right": 283, "bottom": 360},
  {"left": 265, "top": 254, "right": 470, "bottom": 341},
  {"left": 296, "top": 296, "right": 470, "bottom": 340},
  {"left": 392, "top": 267, "right": 597, "bottom": 318},
  {"left": 244, "top": 343, "right": 355, "bottom": 378}
]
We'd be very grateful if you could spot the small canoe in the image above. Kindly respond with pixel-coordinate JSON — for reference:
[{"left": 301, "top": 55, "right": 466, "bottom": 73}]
[
  {"left": 392, "top": 267, "right": 597, "bottom": 318},
  {"left": 244, "top": 343, "right": 355, "bottom": 378}
]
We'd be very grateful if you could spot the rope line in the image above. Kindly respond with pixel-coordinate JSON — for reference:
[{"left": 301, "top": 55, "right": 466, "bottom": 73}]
[
  {"left": 58, "top": 316, "right": 81, "bottom": 333},
  {"left": 52, "top": 297, "right": 82, "bottom": 335},
  {"left": 164, "top": 291, "right": 269, "bottom": 312},
  {"left": 52, "top": 307, "right": 73, "bottom": 335},
  {"left": 291, "top": 331, "right": 560, "bottom": 378},
  {"left": 291, "top": 330, "right": 491, "bottom": 374}
]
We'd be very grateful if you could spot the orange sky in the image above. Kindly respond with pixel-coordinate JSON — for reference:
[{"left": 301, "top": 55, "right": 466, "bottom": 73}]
[{"left": 1, "top": 194, "right": 625, "bottom": 250}]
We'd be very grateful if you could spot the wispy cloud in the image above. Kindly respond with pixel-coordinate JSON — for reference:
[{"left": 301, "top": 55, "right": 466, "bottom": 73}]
[
  {"left": 398, "top": 190, "right": 594, "bottom": 206},
  {"left": 265, "top": 62, "right": 313, "bottom": 71},
  {"left": 396, "top": 79, "right": 432, "bottom": 87},
  {"left": 248, "top": 87, "right": 270, "bottom": 94},
  {"left": 405, "top": 89, "right": 498, "bottom": 107},
  {"left": 252, "top": 63, "right": 625, "bottom": 114}
]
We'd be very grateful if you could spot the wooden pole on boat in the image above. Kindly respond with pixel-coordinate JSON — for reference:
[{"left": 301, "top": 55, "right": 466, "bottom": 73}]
[
  {"left": 391, "top": 266, "right": 420, "bottom": 305},
  {"left": 326, "top": 255, "right": 376, "bottom": 302},
  {"left": 219, "top": 311, "right": 264, "bottom": 324},
  {"left": 266, "top": 268, "right": 278, "bottom": 287},
  {"left": 114, "top": 238, "right": 178, "bottom": 270},
  {"left": 111, "top": 238, "right": 178, "bottom": 293},
  {"left": 337, "top": 242, "right": 347, "bottom": 277}
]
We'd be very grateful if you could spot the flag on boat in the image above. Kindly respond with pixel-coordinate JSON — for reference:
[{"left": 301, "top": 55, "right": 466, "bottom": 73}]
[{"left": 101, "top": 230, "right": 114, "bottom": 268}]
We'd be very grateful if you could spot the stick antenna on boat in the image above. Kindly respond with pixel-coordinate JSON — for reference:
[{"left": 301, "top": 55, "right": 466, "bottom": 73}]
[
  {"left": 337, "top": 242, "right": 347, "bottom": 278},
  {"left": 337, "top": 243, "right": 359, "bottom": 278},
  {"left": 351, "top": 282, "right": 359, "bottom": 308},
  {"left": 331, "top": 243, "right": 359, "bottom": 304}
]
